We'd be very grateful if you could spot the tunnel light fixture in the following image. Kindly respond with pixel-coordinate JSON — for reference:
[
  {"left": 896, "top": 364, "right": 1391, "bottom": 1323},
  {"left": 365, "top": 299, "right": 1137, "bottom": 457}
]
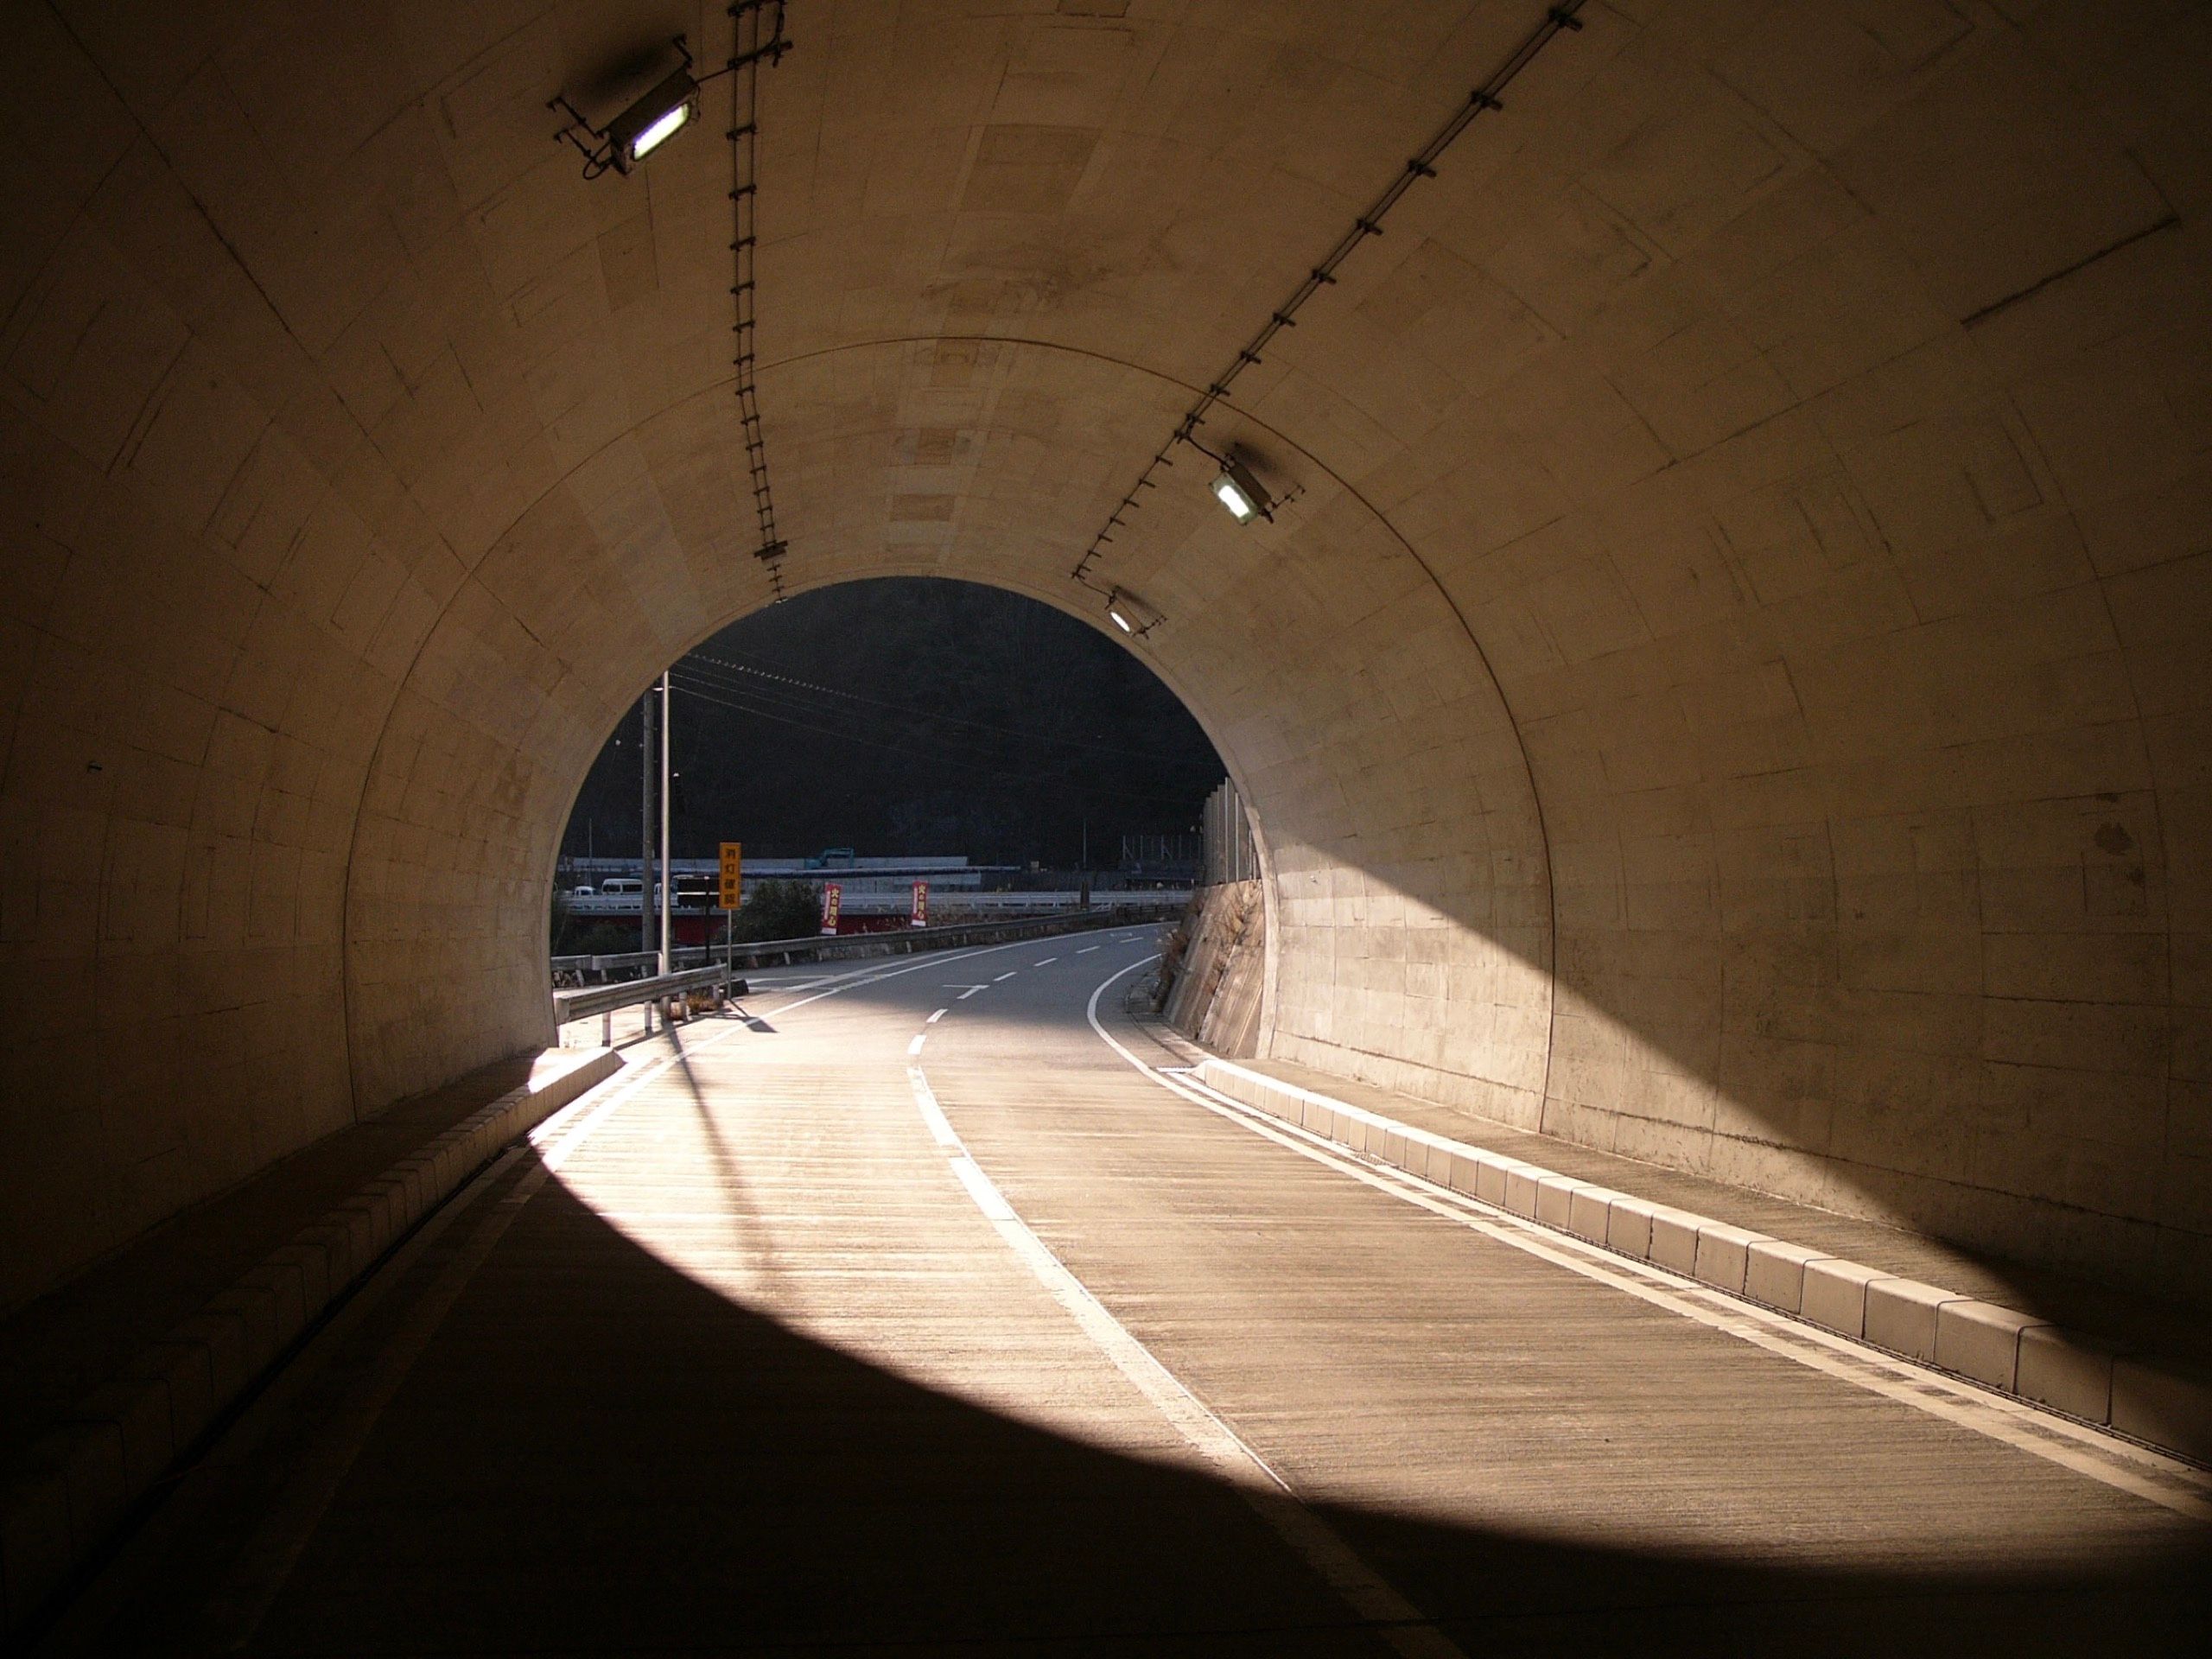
[
  {"left": 613, "top": 73, "right": 698, "bottom": 167},
  {"left": 1211, "top": 455, "right": 1274, "bottom": 524},
  {"left": 550, "top": 39, "right": 701, "bottom": 180},
  {"left": 1105, "top": 588, "right": 1162, "bottom": 638}
]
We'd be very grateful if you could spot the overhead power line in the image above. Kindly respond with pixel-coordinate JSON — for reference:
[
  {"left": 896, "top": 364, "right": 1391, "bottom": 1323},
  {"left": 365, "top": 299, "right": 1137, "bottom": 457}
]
[
  {"left": 667, "top": 674, "right": 1217, "bottom": 808},
  {"left": 677, "top": 649, "right": 1220, "bottom": 770}
]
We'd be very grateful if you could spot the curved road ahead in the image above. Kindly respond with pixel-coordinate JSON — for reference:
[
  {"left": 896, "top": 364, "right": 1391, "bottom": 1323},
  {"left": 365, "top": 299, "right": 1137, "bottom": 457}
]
[{"left": 46, "top": 931, "right": 2209, "bottom": 1655}]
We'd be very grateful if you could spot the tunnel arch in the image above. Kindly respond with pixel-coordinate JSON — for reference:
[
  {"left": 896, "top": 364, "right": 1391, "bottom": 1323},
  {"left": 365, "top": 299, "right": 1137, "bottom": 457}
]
[
  {"left": 344, "top": 338, "right": 1555, "bottom": 1149},
  {"left": 3, "top": 0, "right": 2206, "bottom": 1318}
]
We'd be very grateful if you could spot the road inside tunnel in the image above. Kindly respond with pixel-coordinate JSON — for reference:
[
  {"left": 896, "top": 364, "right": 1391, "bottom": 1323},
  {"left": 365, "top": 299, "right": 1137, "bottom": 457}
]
[{"left": 40, "top": 932, "right": 2208, "bottom": 1656}]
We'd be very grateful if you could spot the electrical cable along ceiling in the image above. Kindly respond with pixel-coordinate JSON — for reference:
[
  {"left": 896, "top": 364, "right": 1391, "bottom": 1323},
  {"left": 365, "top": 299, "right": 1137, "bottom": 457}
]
[{"left": 1067, "top": 1, "right": 1590, "bottom": 633}]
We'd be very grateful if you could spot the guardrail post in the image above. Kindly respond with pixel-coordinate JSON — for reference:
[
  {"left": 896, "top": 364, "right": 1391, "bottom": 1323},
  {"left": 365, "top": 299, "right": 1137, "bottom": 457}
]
[{"left": 602, "top": 1008, "right": 613, "bottom": 1046}]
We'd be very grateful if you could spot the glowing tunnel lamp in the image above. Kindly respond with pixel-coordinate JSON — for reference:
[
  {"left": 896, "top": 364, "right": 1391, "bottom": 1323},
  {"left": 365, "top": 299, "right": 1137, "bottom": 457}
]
[
  {"left": 1211, "top": 456, "right": 1274, "bottom": 524},
  {"left": 1106, "top": 588, "right": 1161, "bottom": 637},
  {"left": 607, "top": 67, "right": 700, "bottom": 172},
  {"left": 628, "top": 99, "right": 692, "bottom": 162}
]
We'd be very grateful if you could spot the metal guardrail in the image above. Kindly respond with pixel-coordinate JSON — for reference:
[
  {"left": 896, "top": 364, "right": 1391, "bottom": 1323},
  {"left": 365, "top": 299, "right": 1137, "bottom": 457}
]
[
  {"left": 553, "top": 964, "right": 734, "bottom": 1025},
  {"left": 550, "top": 904, "right": 1181, "bottom": 988},
  {"left": 552, "top": 963, "right": 738, "bottom": 1047}
]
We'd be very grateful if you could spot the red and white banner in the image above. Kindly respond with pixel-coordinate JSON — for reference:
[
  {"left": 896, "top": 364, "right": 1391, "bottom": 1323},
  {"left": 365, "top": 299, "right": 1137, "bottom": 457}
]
[
  {"left": 820, "top": 882, "right": 842, "bottom": 935},
  {"left": 910, "top": 880, "right": 928, "bottom": 928}
]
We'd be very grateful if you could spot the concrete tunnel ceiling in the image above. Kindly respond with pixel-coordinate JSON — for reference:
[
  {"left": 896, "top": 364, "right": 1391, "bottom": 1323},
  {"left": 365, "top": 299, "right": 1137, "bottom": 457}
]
[{"left": 2, "top": 0, "right": 2208, "bottom": 1317}]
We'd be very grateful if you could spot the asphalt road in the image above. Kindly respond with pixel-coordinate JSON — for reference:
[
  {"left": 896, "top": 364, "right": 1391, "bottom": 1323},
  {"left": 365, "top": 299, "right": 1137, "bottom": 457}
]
[{"left": 44, "top": 929, "right": 2210, "bottom": 1656}]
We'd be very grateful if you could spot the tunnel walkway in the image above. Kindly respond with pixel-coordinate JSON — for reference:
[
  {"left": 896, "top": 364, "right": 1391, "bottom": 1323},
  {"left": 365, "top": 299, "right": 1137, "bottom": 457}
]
[{"left": 33, "top": 932, "right": 2209, "bottom": 1655}]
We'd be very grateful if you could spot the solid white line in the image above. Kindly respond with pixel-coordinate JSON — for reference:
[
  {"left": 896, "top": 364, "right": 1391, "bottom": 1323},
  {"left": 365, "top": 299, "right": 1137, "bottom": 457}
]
[
  {"left": 927, "top": 1008, "right": 947, "bottom": 1024},
  {"left": 906, "top": 1067, "right": 960, "bottom": 1147},
  {"left": 539, "top": 933, "right": 1065, "bottom": 1184},
  {"left": 1079, "top": 958, "right": 2212, "bottom": 1522},
  {"left": 950, "top": 1155, "right": 1016, "bottom": 1221},
  {"left": 906, "top": 1057, "right": 1464, "bottom": 1659},
  {"left": 528, "top": 1020, "right": 757, "bottom": 1174},
  {"left": 906, "top": 1033, "right": 925, "bottom": 1057}
]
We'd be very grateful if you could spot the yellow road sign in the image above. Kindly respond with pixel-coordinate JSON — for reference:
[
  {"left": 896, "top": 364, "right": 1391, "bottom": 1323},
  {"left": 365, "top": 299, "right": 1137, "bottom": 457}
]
[{"left": 718, "top": 841, "right": 742, "bottom": 909}]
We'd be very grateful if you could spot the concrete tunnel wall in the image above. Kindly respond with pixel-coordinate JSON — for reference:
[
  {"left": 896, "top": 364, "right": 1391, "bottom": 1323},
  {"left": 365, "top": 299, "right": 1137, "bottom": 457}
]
[{"left": 2, "top": 1, "right": 2208, "bottom": 1315}]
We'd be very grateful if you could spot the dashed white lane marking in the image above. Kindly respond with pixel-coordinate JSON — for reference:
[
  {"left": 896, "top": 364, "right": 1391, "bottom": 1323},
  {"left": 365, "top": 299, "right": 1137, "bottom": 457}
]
[
  {"left": 1035, "top": 957, "right": 1058, "bottom": 965},
  {"left": 1077, "top": 945, "right": 1100, "bottom": 955},
  {"left": 994, "top": 970, "right": 1018, "bottom": 982},
  {"left": 906, "top": 1033, "right": 925, "bottom": 1057},
  {"left": 901, "top": 1063, "right": 1465, "bottom": 1659},
  {"left": 927, "top": 1008, "right": 947, "bottom": 1024},
  {"left": 958, "top": 986, "right": 984, "bottom": 1000},
  {"left": 760, "top": 934, "right": 1068, "bottom": 1019},
  {"left": 1081, "top": 958, "right": 2212, "bottom": 1524}
]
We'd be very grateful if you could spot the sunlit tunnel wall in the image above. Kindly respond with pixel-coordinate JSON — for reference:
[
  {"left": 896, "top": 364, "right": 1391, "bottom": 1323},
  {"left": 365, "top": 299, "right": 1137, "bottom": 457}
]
[{"left": 2, "top": 2, "right": 2207, "bottom": 1321}]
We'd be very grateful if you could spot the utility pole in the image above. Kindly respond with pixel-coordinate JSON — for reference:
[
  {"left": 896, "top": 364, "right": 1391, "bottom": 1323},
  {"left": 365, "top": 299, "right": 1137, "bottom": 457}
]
[
  {"left": 658, "top": 671, "right": 673, "bottom": 978},
  {"left": 639, "top": 690, "right": 658, "bottom": 963}
]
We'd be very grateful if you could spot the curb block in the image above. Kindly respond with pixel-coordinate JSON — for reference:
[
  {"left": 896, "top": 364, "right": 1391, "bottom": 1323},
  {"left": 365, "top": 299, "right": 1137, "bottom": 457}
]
[
  {"left": 0, "top": 1046, "right": 621, "bottom": 1637},
  {"left": 1194, "top": 1056, "right": 2209, "bottom": 1469}
]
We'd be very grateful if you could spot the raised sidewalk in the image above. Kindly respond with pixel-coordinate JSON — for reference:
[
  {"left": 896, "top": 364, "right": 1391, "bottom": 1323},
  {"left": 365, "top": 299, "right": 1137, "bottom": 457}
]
[
  {"left": 0, "top": 1045, "right": 621, "bottom": 1636},
  {"left": 1197, "top": 1053, "right": 2212, "bottom": 1468}
]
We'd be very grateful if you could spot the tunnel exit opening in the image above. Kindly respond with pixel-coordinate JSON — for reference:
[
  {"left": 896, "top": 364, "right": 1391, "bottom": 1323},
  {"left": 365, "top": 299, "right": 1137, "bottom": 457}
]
[{"left": 544, "top": 575, "right": 1255, "bottom": 972}]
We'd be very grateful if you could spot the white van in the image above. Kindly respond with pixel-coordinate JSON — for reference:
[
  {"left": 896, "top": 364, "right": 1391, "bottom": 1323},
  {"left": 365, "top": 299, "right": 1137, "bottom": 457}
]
[{"left": 601, "top": 876, "right": 643, "bottom": 897}]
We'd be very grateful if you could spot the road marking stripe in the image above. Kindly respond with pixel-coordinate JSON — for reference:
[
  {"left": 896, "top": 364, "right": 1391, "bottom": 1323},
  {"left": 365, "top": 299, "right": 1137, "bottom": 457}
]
[
  {"left": 950, "top": 1155, "right": 1016, "bottom": 1221},
  {"left": 927, "top": 1008, "right": 947, "bottom": 1024},
  {"left": 994, "top": 970, "right": 1018, "bottom": 982},
  {"left": 1077, "top": 945, "right": 1100, "bottom": 954},
  {"left": 958, "top": 986, "right": 984, "bottom": 1000},
  {"left": 1034, "top": 957, "right": 1058, "bottom": 965},
  {"left": 760, "top": 933, "right": 1073, "bottom": 1019},
  {"left": 902, "top": 1060, "right": 1465, "bottom": 1659},
  {"left": 906, "top": 1067, "right": 961, "bottom": 1147},
  {"left": 907, "top": 1033, "right": 925, "bottom": 1057},
  {"left": 1081, "top": 958, "right": 2212, "bottom": 1522}
]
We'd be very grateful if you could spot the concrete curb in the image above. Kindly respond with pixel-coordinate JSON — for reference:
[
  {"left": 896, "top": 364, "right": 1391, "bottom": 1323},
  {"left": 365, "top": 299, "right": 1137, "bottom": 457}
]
[
  {"left": 0, "top": 1047, "right": 623, "bottom": 1637},
  {"left": 1195, "top": 1057, "right": 2212, "bottom": 1470}
]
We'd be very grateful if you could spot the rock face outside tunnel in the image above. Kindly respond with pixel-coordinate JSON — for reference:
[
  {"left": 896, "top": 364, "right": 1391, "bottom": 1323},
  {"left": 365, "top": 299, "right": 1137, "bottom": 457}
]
[{"left": 1, "top": 2, "right": 2206, "bottom": 1314}]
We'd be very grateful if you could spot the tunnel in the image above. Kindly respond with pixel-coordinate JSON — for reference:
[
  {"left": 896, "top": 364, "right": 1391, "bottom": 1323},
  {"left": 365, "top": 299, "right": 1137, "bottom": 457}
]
[
  {"left": 3, "top": 2, "right": 2209, "bottom": 1649},
  {"left": 6, "top": 0, "right": 2202, "bottom": 1314}
]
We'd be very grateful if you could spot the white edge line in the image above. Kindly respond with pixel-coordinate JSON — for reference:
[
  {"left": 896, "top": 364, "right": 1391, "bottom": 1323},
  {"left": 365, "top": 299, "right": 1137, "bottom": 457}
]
[
  {"left": 906, "top": 1067, "right": 962, "bottom": 1147},
  {"left": 1079, "top": 957, "right": 2212, "bottom": 1524},
  {"left": 902, "top": 1057, "right": 1465, "bottom": 1659}
]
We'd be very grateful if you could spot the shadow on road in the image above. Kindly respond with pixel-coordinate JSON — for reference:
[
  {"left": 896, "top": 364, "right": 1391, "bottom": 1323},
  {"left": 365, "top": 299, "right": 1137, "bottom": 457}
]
[{"left": 73, "top": 1151, "right": 2210, "bottom": 1657}]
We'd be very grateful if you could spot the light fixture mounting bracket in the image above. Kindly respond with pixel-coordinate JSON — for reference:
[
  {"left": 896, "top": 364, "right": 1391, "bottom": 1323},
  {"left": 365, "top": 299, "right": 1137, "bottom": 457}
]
[{"left": 550, "top": 36, "right": 700, "bottom": 180}]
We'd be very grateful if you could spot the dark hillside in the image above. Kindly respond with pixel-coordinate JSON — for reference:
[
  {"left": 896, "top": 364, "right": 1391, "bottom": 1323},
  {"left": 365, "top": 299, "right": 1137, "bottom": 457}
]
[{"left": 560, "top": 579, "right": 1224, "bottom": 866}]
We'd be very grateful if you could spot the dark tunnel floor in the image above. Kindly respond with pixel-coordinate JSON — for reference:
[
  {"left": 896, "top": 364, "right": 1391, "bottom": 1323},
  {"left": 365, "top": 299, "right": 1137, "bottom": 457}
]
[{"left": 40, "top": 935, "right": 2209, "bottom": 1656}]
